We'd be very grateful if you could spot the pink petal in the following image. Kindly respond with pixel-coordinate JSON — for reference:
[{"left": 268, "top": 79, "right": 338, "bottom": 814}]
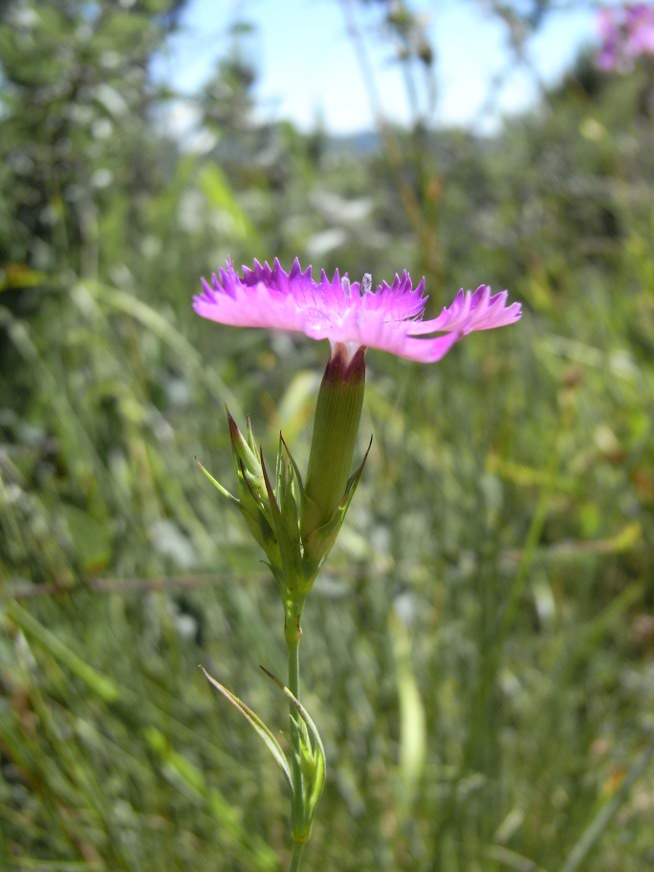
[{"left": 194, "top": 260, "right": 522, "bottom": 364}]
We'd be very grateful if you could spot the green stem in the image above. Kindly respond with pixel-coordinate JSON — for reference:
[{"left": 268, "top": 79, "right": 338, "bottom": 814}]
[
  {"left": 287, "top": 610, "right": 301, "bottom": 699},
  {"left": 289, "top": 843, "right": 305, "bottom": 872},
  {"left": 285, "top": 600, "right": 308, "bottom": 871},
  {"left": 287, "top": 625, "right": 303, "bottom": 827}
]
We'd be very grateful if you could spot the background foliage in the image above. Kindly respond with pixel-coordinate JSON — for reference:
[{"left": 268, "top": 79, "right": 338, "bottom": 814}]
[{"left": 1, "top": 1, "right": 653, "bottom": 870}]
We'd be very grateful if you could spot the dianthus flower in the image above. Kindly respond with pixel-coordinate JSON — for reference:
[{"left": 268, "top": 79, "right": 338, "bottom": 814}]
[
  {"left": 194, "top": 259, "right": 522, "bottom": 865},
  {"left": 596, "top": 3, "right": 654, "bottom": 71},
  {"left": 627, "top": 3, "right": 654, "bottom": 55},
  {"left": 194, "top": 258, "right": 521, "bottom": 364}
]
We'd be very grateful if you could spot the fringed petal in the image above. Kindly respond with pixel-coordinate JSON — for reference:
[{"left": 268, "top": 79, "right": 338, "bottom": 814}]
[{"left": 194, "top": 260, "right": 522, "bottom": 364}]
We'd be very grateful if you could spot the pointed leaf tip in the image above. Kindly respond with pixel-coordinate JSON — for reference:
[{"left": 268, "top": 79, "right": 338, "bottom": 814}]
[
  {"left": 259, "top": 665, "right": 326, "bottom": 818},
  {"left": 195, "top": 456, "right": 238, "bottom": 503},
  {"left": 345, "top": 434, "right": 373, "bottom": 495},
  {"left": 200, "top": 666, "right": 294, "bottom": 793},
  {"left": 280, "top": 432, "right": 305, "bottom": 492},
  {"left": 259, "top": 446, "right": 281, "bottom": 518},
  {"left": 259, "top": 665, "right": 326, "bottom": 764}
]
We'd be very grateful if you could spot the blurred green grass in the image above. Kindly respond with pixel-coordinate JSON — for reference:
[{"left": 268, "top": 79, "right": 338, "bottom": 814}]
[{"left": 2, "top": 3, "right": 654, "bottom": 870}]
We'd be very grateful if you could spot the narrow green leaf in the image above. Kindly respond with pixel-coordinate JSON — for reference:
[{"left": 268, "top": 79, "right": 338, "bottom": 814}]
[
  {"left": 280, "top": 433, "right": 305, "bottom": 494},
  {"left": 227, "top": 411, "right": 261, "bottom": 475},
  {"left": 200, "top": 666, "right": 293, "bottom": 793},
  {"left": 259, "top": 665, "right": 326, "bottom": 812},
  {"left": 6, "top": 603, "right": 119, "bottom": 703},
  {"left": 246, "top": 416, "right": 258, "bottom": 453},
  {"left": 195, "top": 457, "right": 238, "bottom": 504},
  {"left": 259, "top": 447, "right": 282, "bottom": 523},
  {"left": 343, "top": 434, "right": 373, "bottom": 503},
  {"left": 276, "top": 435, "right": 301, "bottom": 544},
  {"left": 390, "top": 611, "right": 426, "bottom": 818}
]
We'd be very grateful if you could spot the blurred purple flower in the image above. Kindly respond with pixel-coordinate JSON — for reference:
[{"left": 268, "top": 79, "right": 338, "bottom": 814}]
[
  {"left": 627, "top": 3, "right": 654, "bottom": 54},
  {"left": 194, "top": 259, "right": 521, "bottom": 364},
  {"left": 597, "top": 8, "right": 621, "bottom": 69},
  {"left": 597, "top": 4, "right": 654, "bottom": 71}
]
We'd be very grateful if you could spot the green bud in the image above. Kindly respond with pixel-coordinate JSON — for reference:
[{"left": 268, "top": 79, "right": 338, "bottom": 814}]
[{"left": 300, "top": 344, "right": 366, "bottom": 552}]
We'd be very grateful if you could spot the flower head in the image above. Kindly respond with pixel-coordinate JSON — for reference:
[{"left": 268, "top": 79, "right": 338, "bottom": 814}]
[
  {"left": 596, "top": 4, "right": 654, "bottom": 71},
  {"left": 194, "top": 258, "right": 521, "bottom": 364},
  {"left": 627, "top": 3, "right": 654, "bottom": 54}
]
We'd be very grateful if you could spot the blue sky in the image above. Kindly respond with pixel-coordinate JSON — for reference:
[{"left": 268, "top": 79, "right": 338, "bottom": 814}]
[{"left": 155, "top": 0, "right": 604, "bottom": 134}]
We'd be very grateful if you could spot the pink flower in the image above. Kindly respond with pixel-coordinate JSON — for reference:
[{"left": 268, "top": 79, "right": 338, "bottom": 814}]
[
  {"left": 193, "top": 258, "right": 521, "bottom": 364},
  {"left": 596, "top": 4, "right": 654, "bottom": 71},
  {"left": 627, "top": 3, "right": 654, "bottom": 54}
]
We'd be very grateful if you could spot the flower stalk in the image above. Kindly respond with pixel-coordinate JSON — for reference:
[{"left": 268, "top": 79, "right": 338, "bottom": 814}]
[{"left": 199, "top": 349, "right": 369, "bottom": 869}]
